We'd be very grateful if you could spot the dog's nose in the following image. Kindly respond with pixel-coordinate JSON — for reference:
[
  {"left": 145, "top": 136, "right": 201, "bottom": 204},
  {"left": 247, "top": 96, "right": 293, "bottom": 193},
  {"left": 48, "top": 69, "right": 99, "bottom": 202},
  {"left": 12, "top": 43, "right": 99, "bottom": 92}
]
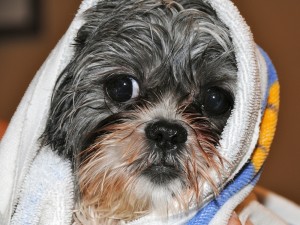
[{"left": 145, "top": 120, "right": 187, "bottom": 151}]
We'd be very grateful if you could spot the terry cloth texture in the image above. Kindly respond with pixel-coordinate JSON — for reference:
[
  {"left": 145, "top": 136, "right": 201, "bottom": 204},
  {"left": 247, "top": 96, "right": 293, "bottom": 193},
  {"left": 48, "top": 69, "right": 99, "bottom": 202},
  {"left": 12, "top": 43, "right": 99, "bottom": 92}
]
[{"left": 0, "top": 0, "right": 299, "bottom": 224}]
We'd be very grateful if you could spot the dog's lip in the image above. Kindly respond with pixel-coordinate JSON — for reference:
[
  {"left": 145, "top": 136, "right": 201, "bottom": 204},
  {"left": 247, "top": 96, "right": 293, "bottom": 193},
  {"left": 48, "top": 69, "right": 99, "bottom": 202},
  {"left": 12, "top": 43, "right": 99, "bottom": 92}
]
[
  {"left": 151, "top": 163, "right": 177, "bottom": 170},
  {"left": 142, "top": 163, "right": 180, "bottom": 186},
  {"left": 142, "top": 162, "right": 181, "bottom": 184}
]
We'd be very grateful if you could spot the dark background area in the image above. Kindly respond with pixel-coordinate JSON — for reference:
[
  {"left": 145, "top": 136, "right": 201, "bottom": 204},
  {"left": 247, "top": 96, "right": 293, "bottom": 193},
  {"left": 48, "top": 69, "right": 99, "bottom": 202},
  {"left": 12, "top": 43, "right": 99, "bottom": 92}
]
[{"left": 0, "top": 1, "right": 299, "bottom": 204}]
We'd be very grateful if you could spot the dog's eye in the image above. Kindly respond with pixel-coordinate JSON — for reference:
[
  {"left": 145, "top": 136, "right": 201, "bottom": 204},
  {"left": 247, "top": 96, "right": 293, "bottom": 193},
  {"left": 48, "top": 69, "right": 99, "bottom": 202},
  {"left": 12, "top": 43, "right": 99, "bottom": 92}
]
[
  {"left": 105, "top": 75, "right": 139, "bottom": 102},
  {"left": 202, "top": 87, "right": 233, "bottom": 116}
]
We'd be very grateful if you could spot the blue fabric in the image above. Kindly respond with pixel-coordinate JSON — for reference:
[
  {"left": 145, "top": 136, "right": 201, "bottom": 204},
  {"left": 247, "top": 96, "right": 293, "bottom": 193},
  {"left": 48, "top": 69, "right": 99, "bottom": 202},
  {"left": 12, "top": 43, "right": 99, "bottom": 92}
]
[
  {"left": 258, "top": 47, "right": 278, "bottom": 110},
  {"left": 187, "top": 163, "right": 258, "bottom": 225}
]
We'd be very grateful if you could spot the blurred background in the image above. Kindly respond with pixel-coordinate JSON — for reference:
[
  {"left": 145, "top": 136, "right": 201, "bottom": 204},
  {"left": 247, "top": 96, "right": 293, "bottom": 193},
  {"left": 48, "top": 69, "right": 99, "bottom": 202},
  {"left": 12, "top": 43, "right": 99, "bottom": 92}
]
[{"left": 0, "top": 0, "right": 299, "bottom": 204}]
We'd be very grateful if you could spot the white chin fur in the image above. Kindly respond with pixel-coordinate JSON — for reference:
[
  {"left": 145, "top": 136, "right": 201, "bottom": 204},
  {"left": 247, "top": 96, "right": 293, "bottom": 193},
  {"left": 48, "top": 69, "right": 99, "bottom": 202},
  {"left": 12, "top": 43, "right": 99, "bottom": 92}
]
[{"left": 134, "top": 176, "right": 187, "bottom": 216}]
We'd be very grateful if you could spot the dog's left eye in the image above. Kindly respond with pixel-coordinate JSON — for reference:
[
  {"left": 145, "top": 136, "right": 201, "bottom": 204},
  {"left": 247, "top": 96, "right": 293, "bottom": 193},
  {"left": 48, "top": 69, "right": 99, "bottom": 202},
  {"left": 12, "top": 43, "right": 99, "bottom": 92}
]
[
  {"left": 202, "top": 87, "right": 233, "bottom": 116},
  {"left": 105, "top": 75, "right": 139, "bottom": 102}
]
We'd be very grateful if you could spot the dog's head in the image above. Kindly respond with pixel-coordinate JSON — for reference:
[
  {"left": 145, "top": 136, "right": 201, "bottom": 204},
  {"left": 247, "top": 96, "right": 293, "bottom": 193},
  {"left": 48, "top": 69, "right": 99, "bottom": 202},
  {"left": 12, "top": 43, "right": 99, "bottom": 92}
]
[{"left": 43, "top": 0, "right": 237, "bottom": 221}]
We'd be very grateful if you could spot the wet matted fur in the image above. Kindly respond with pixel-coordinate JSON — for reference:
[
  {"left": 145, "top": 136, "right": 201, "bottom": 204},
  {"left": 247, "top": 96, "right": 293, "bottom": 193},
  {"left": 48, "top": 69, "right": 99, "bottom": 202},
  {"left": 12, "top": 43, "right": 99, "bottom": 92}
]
[{"left": 42, "top": 0, "right": 237, "bottom": 223}]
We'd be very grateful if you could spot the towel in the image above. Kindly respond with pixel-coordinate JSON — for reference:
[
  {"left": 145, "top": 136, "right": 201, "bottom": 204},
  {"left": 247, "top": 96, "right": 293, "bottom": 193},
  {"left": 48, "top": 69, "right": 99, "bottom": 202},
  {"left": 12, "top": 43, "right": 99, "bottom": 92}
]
[{"left": 0, "top": 0, "right": 299, "bottom": 224}]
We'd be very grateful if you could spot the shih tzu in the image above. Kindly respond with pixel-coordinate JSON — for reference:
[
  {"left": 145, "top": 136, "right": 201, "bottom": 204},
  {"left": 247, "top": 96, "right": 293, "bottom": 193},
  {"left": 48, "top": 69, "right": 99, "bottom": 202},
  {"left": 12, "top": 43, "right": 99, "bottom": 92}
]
[{"left": 42, "top": 0, "right": 237, "bottom": 224}]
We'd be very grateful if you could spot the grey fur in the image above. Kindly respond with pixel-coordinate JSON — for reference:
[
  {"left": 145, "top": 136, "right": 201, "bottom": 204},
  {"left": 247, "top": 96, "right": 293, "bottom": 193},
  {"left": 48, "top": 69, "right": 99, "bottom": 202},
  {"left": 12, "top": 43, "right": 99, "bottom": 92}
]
[
  {"left": 42, "top": 0, "right": 238, "bottom": 221},
  {"left": 42, "top": 0, "right": 237, "bottom": 161}
]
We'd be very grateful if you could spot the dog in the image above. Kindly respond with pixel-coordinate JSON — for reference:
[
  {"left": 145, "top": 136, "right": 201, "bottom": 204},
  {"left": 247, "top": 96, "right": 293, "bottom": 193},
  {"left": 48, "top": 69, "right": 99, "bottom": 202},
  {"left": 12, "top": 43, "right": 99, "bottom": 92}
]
[{"left": 42, "top": 0, "right": 237, "bottom": 223}]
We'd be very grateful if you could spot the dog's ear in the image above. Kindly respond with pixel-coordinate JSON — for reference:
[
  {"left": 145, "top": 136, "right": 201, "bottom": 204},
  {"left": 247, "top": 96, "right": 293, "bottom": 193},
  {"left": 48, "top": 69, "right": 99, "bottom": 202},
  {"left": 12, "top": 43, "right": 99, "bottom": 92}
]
[{"left": 74, "top": 0, "right": 121, "bottom": 51}]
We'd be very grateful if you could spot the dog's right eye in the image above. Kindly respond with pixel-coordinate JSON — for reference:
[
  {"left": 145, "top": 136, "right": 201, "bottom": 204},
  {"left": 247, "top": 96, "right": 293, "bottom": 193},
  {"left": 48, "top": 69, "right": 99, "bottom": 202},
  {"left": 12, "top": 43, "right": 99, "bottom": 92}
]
[{"left": 105, "top": 75, "right": 139, "bottom": 102}]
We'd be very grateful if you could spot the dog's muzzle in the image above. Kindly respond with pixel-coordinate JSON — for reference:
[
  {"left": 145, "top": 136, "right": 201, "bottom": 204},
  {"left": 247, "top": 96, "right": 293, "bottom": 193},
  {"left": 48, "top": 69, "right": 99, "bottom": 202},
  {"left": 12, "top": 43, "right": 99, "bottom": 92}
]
[{"left": 143, "top": 120, "right": 187, "bottom": 184}]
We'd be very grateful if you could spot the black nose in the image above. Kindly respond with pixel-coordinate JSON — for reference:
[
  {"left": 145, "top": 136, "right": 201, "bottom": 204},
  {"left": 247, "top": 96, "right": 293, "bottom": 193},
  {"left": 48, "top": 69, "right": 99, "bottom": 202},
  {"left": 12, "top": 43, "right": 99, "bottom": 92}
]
[{"left": 145, "top": 120, "right": 187, "bottom": 151}]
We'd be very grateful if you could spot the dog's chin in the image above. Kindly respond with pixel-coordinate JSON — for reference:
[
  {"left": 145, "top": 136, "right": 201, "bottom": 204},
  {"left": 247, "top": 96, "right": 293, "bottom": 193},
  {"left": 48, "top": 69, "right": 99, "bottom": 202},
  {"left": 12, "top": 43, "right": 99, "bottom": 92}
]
[
  {"left": 142, "top": 163, "right": 181, "bottom": 185},
  {"left": 134, "top": 168, "right": 189, "bottom": 215}
]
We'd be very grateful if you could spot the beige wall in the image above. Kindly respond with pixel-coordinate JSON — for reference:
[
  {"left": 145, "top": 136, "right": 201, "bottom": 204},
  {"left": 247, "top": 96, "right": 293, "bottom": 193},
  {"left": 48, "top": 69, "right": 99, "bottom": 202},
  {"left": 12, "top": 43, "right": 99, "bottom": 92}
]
[
  {"left": 0, "top": 1, "right": 299, "bottom": 204},
  {"left": 0, "top": 0, "right": 80, "bottom": 119}
]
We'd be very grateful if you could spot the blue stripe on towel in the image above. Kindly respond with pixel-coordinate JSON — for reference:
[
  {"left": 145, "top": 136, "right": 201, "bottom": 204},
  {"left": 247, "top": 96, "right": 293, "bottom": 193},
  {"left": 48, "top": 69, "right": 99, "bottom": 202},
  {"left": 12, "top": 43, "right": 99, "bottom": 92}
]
[
  {"left": 258, "top": 47, "right": 278, "bottom": 110},
  {"left": 187, "top": 163, "right": 260, "bottom": 225}
]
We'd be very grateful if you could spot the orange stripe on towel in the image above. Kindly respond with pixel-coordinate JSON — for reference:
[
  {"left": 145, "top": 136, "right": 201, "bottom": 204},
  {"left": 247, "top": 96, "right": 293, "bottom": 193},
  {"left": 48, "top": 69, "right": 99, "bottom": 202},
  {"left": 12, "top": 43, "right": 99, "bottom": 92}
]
[{"left": 252, "top": 81, "right": 280, "bottom": 172}]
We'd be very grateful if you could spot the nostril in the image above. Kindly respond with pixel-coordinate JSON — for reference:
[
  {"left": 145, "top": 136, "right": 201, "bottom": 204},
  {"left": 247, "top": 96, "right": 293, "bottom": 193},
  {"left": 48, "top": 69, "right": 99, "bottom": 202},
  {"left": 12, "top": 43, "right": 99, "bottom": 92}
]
[
  {"left": 145, "top": 120, "right": 188, "bottom": 148},
  {"left": 172, "top": 127, "right": 187, "bottom": 144},
  {"left": 154, "top": 132, "right": 163, "bottom": 142}
]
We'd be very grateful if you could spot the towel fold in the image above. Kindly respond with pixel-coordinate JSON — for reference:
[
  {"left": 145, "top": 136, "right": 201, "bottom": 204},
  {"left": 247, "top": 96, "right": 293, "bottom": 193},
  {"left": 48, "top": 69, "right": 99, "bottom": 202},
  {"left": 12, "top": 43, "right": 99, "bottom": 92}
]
[{"left": 11, "top": 147, "right": 74, "bottom": 225}]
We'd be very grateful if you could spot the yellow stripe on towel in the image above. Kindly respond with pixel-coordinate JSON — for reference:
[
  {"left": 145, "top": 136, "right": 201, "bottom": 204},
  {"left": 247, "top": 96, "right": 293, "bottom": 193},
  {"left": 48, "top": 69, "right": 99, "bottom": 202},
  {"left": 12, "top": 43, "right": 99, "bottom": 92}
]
[{"left": 252, "top": 81, "right": 280, "bottom": 172}]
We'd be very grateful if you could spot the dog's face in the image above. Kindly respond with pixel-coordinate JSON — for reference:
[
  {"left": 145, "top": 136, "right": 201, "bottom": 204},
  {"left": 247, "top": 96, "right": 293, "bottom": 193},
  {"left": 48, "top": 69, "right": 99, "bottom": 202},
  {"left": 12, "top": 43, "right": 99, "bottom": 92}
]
[{"left": 43, "top": 0, "right": 237, "bottom": 222}]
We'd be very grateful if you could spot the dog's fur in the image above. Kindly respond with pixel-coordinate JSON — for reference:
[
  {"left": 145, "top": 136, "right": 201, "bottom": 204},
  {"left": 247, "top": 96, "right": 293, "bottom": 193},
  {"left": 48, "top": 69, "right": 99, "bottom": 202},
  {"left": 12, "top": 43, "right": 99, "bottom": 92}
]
[{"left": 42, "top": 0, "right": 237, "bottom": 223}]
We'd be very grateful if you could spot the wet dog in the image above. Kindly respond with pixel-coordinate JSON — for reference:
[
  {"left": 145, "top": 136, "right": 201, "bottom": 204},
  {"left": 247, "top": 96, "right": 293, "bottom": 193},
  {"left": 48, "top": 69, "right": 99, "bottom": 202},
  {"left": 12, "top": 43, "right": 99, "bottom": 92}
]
[{"left": 42, "top": 0, "right": 237, "bottom": 223}]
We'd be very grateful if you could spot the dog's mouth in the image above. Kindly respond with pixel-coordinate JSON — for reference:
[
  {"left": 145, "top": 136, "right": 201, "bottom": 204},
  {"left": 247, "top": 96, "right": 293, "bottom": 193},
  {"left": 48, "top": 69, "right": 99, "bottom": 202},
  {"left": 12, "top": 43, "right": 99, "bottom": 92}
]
[{"left": 142, "top": 162, "right": 181, "bottom": 184}]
